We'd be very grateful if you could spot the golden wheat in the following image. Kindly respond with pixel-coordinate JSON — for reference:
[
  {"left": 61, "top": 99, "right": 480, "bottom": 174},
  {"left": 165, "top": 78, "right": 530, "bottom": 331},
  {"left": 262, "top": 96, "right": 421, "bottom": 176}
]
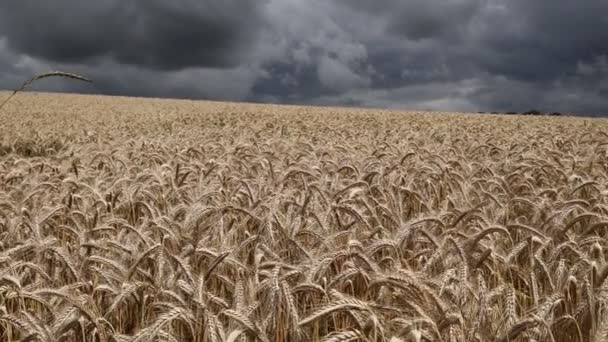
[{"left": 0, "top": 90, "right": 608, "bottom": 341}]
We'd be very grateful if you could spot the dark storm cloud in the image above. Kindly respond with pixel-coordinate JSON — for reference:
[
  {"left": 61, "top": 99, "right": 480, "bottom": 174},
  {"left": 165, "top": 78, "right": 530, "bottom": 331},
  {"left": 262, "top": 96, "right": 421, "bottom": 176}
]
[
  {"left": 469, "top": 1, "right": 608, "bottom": 84},
  {"left": 245, "top": 0, "right": 376, "bottom": 103},
  {"left": 1, "top": 0, "right": 607, "bottom": 116},
  {"left": 338, "top": 0, "right": 483, "bottom": 41},
  {"left": 279, "top": 0, "right": 608, "bottom": 115},
  {"left": 249, "top": 61, "right": 325, "bottom": 104},
  {"left": 0, "top": 1, "right": 265, "bottom": 70}
]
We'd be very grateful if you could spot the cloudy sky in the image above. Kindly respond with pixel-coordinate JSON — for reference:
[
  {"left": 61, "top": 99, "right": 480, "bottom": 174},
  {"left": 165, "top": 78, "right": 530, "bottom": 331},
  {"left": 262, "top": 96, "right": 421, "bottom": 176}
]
[{"left": 1, "top": 1, "right": 607, "bottom": 116}]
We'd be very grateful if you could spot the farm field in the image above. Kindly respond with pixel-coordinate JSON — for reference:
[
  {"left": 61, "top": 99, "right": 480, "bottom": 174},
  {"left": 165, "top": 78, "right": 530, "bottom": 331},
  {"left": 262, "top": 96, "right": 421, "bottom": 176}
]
[{"left": 1, "top": 91, "right": 608, "bottom": 341}]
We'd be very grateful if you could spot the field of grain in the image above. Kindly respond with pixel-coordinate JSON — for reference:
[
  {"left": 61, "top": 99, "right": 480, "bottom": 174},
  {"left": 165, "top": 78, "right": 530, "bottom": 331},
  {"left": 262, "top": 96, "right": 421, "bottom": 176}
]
[{"left": 1, "top": 91, "right": 608, "bottom": 341}]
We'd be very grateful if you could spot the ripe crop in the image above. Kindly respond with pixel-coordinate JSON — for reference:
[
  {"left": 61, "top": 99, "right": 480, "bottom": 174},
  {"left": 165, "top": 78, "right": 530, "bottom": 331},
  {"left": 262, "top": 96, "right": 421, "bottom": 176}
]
[{"left": 1, "top": 91, "right": 608, "bottom": 341}]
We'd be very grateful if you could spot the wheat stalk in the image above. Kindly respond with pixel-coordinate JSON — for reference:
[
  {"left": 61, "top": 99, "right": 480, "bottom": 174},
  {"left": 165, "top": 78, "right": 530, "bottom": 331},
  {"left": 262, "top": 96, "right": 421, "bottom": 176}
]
[{"left": 0, "top": 71, "right": 92, "bottom": 112}]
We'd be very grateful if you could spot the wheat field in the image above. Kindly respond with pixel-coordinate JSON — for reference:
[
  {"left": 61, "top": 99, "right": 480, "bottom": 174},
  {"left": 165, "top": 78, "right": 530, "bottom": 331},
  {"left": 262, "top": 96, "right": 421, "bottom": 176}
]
[{"left": 1, "top": 91, "right": 608, "bottom": 341}]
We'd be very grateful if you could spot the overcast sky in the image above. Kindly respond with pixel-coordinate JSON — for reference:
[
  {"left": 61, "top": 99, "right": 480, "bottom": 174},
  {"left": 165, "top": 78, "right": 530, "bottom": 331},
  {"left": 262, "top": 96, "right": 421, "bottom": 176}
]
[{"left": 1, "top": 1, "right": 607, "bottom": 116}]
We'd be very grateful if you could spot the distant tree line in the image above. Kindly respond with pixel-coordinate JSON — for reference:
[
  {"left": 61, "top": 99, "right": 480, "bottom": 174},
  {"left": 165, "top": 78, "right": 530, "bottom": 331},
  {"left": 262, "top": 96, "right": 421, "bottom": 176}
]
[{"left": 478, "top": 109, "right": 563, "bottom": 116}]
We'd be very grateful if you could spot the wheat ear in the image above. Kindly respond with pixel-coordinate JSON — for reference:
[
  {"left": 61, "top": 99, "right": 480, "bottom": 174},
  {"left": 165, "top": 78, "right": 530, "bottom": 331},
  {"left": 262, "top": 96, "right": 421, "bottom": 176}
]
[{"left": 0, "top": 71, "right": 92, "bottom": 111}]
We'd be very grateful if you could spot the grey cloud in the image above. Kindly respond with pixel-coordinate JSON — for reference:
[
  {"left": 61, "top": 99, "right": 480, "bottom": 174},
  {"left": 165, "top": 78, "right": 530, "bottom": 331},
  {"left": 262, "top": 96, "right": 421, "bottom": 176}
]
[
  {"left": 465, "top": 75, "right": 608, "bottom": 116},
  {"left": 247, "top": 0, "right": 375, "bottom": 101},
  {"left": 74, "top": 61, "right": 264, "bottom": 101},
  {"left": 339, "top": 0, "right": 484, "bottom": 41},
  {"left": 1, "top": 0, "right": 607, "bottom": 116},
  {"left": 317, "top": 55, "right": 370, "bottom": 92},
  {"left": 469, "top": 1, "right": 608, "bottom": 83},
  {"left": 0, "top": 1, "right": 266, "bottom": 70},
  {"left": 249, "top": 61, "right": 325, "bottom": 104},
  {"left": 0, "top": 40, "right": 261, "bottom": 102},
  {"left": 311, "top": 79, "right": 481, "bottom": 112},
  {"left": 0, "top": 38, "right": 64, "bottom": 91}
]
